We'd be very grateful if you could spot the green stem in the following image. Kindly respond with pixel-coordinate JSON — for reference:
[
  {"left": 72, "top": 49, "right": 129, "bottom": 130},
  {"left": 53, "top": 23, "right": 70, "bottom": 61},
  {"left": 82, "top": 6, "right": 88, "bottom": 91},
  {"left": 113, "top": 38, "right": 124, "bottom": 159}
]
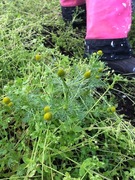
[{"left": 61, "top": 78, "right": 69, "bottom": 107}]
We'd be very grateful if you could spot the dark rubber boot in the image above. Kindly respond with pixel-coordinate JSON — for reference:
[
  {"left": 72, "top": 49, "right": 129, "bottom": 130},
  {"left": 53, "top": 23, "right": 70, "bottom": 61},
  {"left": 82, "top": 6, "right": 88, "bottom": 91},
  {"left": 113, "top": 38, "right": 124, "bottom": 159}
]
[
  {"left": 132, "top": 0, "right": 135, "bottom": 12},
  {"left": 61, "top": 4, "right": 86, "bottom": 28},
  {"left": 85, "top": 38, "right": 135, "bottom": 76}
]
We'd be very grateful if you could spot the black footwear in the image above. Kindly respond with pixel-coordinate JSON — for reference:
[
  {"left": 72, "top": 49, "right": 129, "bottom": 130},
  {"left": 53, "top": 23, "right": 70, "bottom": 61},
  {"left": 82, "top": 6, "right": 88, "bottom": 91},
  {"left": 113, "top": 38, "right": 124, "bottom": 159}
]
[
  {"left": 132, "top": 0, "right": 135, "bottom": 13},
  {"left": 85, "top": 38, "right": 135, "bottom": 76},
  {"left": 105, "top": 57, "right": 135, "bottom": 75},
  {"left": 61, "top": 4, "right": 86, "bottom": 28}
]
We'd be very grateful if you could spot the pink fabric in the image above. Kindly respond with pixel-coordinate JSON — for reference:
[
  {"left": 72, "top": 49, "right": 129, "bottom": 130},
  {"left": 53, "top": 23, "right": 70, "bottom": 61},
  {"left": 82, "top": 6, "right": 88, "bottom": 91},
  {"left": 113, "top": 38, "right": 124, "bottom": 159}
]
[
  {"left": 60, "top": 0, "right": 85, "bottom": 7},
  {"left": 86, "top": 0, "right": 132, "bottom": 39}
]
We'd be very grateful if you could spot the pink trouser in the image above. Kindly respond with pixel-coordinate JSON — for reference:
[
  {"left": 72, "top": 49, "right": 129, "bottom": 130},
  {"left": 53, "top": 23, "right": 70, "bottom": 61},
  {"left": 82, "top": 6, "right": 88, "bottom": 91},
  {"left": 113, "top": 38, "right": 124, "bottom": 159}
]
[
  {"left": 60, "top": 0, "right": 132, "bottom": 39},
  {"left": 60, "top": 0, "right": 85, "bottom": 7}
]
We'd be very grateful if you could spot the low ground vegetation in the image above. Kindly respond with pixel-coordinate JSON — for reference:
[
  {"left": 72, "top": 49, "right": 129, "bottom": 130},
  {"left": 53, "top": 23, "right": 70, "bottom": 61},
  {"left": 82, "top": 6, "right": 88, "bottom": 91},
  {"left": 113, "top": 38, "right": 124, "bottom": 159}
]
[{"left": 0, "top": 1, "right": 135, "bottom": 179}]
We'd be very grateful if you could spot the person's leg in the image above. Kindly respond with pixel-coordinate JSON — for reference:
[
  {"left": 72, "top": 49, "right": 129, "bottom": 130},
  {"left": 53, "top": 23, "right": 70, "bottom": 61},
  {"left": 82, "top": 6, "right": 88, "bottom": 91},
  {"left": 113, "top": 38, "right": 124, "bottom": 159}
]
[
  {"left": 85, "top": 0, "right": 135, "bottom": 74},
  {"left": 60, "top": 0, "right": 86, "bottom": 27}
]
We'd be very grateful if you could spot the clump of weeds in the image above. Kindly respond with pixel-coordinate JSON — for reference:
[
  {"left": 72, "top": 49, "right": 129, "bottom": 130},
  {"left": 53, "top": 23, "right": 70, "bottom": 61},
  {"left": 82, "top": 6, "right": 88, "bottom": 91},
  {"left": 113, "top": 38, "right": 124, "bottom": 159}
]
[{"left": 0, "top": 0, "right": 135, "bottom": 180}]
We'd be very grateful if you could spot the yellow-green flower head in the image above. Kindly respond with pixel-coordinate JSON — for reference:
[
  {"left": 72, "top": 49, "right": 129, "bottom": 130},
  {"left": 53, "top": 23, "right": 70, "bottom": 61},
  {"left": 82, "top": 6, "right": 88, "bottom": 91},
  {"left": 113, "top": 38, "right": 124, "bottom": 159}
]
[
  {"left": 8, "top": 102, "right": 13, "bottom": 107},
  {"left": 97, "top": 50, "right": 103, "bottom": 56},
  {"left": 2, "top": 97, "right": 11, "bottom": 104},
  {"left": 84, "top": 71, "right": 91, "bottom": 79},
  {"left": 95, "top": 75, "right": 100, "bottom": 79},
  {"left": 57, "top": 68, "right": 65, "bottom": 77},
  {"left": 44, "top": 105, "right": 50, "bottom": 113},
  {"left": 35, "top": 54, "right": 41, "bottom": 61},
  {"left": 44, "top": 112, "right": 52, "bottom": 121},
  {"left": 107, "top": 106, "right": 116, "bottom": 113},
  {"left": 98, "top": 67, "right": 104, "bottom": 73},
  {"left": 92, "top": 52, "right": 97, "bottom": 56}
]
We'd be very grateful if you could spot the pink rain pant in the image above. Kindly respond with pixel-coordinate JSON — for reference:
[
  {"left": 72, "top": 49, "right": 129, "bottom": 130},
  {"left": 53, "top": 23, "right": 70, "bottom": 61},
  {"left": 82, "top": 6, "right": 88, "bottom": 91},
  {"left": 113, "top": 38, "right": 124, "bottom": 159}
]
[
  {"left": 60, "top": 0, "right": 132, "bottom": 39},
  {"left": 60, "top": 0, "right": 85, "bottom": 7}
]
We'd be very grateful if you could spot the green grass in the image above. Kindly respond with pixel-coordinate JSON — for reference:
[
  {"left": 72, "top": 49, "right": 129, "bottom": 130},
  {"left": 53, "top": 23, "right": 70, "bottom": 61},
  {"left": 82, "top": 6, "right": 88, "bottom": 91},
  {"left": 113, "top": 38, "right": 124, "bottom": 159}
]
[{"left": 0, "top": 1, "right": 135, "bottom": 179}]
